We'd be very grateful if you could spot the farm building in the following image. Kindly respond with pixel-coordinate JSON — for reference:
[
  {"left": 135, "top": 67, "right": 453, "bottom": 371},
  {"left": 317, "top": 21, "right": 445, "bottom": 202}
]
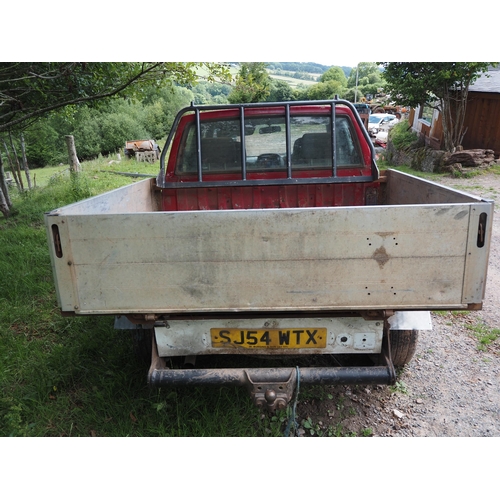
[{"left": 407, "top": 66, "right": 500, "bottom": 156}]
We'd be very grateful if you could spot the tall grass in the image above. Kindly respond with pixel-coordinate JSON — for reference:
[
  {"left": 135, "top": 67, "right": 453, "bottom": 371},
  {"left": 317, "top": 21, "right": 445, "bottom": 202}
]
[{"left": 1, "top": 159, "right": 280, "bottom": 437}]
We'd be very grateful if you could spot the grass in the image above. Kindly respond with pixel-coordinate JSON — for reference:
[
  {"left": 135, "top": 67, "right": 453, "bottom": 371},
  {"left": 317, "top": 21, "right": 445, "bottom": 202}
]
[
  {"left": 268, "top": 73, "right": 317, "bottom": 88},
  {"left": 380, "top": 162, "right": 447, "bottom": 181},
  {"left": 380, "top": 160, "right": 500, "bottom": 181},
  {"left": 448, "top": 164, "right": 500, "bottom": 179},
  {"left": 28, "top": 155, "right": 159, "bottom": 188},
  {"left": 0, "top": 157, "right": 285, "bottom": 437},
  {"left": 434, "top": 312, "right": 499, "bottom": 353},
  {"left": 466, "top": 322, "right": 500, "bottom": 352}
]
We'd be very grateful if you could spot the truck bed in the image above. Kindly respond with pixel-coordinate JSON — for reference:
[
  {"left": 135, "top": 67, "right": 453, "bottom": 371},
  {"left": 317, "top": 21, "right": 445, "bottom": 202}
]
[{"left": 45, "top": 169, "right": 493, "bottom": 316}]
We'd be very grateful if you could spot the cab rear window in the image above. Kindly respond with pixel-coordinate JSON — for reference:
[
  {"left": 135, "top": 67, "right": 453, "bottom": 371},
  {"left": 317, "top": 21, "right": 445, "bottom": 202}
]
[{"left": 175, "top": 114, "right": 363, "bottom": 174}]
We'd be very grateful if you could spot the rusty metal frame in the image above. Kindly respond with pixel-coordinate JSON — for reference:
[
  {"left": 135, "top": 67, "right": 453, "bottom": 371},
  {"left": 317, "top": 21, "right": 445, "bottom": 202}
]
[{"left": 147, "top": 332, "right": 396, "bottom": 411}]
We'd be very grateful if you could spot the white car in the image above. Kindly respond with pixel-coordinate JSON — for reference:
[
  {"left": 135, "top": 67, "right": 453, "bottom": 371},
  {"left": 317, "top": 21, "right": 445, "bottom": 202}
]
[
  {"left": 375, "top": 129, "right": 389, "bottom": 144},
  {"left": 367, "top": 113, "right": 399, "bottom": 137}
]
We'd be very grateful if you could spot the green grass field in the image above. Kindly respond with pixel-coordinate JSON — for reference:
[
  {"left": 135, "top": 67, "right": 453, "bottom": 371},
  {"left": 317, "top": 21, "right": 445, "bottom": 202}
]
[
  {"left": 267, "top": 73, "right": 318, "bottom": 88},
  {"left": 0, "top": 157, "right": 284, "bottom": 437}
]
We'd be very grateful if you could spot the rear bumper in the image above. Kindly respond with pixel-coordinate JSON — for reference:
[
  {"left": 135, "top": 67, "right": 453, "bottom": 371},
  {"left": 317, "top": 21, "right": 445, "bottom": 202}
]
[
  {"left": 148, "top": 365, "right": 395, "bottom": 387},
  {"left": 147, "top": 337, "right": 396, "bottom": 411}
]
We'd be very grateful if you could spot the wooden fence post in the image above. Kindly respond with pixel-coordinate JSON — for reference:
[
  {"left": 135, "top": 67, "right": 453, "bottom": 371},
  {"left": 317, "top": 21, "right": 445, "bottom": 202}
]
[{"left": 65, "top": 135, "right": 81, "bottom": 173}]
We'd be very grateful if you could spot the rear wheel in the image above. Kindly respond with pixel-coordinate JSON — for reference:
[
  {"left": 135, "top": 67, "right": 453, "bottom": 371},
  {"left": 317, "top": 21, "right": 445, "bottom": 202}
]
[
  {"left": 132, "top": 327, "right": 153, "bottom": 365},
  {"left": 390, "top": 329, "right": 418, "bottom": 367}
]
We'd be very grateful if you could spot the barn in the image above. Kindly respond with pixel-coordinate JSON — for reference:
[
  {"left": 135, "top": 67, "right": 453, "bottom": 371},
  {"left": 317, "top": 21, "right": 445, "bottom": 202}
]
[{"left": 407, "top": 66, "right": 500, "bottom": 156}]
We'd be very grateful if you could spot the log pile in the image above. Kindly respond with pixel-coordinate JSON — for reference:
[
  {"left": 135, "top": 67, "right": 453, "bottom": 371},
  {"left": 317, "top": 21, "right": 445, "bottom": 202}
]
[{"left": 443, "top": 149, "right": 496, "bottom": 168}]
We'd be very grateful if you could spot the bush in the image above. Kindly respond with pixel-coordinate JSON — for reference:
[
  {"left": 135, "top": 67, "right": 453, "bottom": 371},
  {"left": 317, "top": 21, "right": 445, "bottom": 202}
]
[
  {"left": 388, "top": 120, "right": 419, "bottom": 151},
  {"left": 386, "top": 120, "right": 446, "bottom": 172},
  {"left": 98, "top": 111, "right": 148, "bottom": 156},
  {"left": 385, "top": 120, "right": 422, "bottom": 167},
  {"left": 18, "top": 86, "right": 194, "bottom": 167},
  {"left": 22, "top": 121, "right": 66, "bottom": 168}
]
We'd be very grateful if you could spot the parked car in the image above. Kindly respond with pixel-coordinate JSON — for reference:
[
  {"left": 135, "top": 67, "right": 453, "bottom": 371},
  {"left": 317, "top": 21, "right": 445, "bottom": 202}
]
[
  {"left": 368, "top": 113, "right": 399, "bottom": 137},
  {"left": 375, "top": 129, "right": 389, "bottom": 144}
]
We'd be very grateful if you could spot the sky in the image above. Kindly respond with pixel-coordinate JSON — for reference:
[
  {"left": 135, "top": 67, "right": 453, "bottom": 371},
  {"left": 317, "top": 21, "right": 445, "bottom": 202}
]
[{"left": 5, "top": 4, "right": 496, "bottom": 65}]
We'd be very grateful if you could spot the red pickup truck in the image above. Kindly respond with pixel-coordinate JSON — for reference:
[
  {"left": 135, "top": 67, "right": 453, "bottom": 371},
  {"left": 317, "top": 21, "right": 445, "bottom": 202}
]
[{"left": 45, "top": 99, "right": 493, "bottom": 410}]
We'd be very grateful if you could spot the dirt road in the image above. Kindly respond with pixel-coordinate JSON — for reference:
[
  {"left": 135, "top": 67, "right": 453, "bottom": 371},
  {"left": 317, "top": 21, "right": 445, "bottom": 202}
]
[{"left": 295, "top": 172, "right": 500, "bottom": 437}]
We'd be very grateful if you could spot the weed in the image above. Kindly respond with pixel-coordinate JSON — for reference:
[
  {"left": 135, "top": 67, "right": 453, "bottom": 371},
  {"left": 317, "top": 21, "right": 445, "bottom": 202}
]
[
  {"left": 336, "top": 395, "right": 345, "bottom": 411},
  {"left": 449, "top": 164, "right": 500, "bottom": 179},
  {"left": 451, "top": 169, "right": 482, "bottom": 179},
  {"left": 390, "top": 380, "right": 409, "bottom": 395},
  {"left": 301, "top": 417, "right": 357, "bottom": 437},
  {"left": 467, "top": 322, "right": 500, "bottom": 351},
  {"left": 302, "top": 416, "right": 321, "bottom": 436},
  {"left": 69, "top": 171, "right": 93, "bottom": 201},
  {"left": 325, "top": 423, "right": 353, "bottom": 437},
  {"left": 269, "top": 408, "right": 290, "bottom": 435},
  {"left": 388, "top": 120, "right": 419, "bottom": 151},
  {"left": 433, "top": 310, "right": 449, "bottom": 316}
]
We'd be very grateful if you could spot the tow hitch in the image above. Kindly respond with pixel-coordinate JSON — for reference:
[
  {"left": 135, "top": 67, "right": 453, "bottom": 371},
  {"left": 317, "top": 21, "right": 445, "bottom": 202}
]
[{"left": 148, "top": 336, "right": 396, "bottom": 411}]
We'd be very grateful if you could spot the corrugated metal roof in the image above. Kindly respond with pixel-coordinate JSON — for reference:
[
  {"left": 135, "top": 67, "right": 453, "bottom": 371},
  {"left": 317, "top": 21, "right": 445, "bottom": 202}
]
[{"left": 469, "top": 66, "right": 500, "bottom": 93}]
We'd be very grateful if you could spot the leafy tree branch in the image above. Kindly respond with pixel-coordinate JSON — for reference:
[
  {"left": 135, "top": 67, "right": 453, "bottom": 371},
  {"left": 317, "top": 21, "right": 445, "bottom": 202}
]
[
  {"left": 380, "top": 62, "right": 496, "bottom": 152},
  {"left": 0, "top": 62, "right": 231, "bottom": 133}
]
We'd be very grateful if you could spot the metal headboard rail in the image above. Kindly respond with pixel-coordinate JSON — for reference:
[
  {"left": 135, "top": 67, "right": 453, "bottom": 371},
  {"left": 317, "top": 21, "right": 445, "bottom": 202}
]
[{"left": 156, "top": 99, "right": 378, "bottom": 189}]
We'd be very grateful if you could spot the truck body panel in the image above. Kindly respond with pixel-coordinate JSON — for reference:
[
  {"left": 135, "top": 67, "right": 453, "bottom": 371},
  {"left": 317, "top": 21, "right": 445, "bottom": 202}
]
[{"left": 45, "top": 170, "right": 493, "bottom": 316}]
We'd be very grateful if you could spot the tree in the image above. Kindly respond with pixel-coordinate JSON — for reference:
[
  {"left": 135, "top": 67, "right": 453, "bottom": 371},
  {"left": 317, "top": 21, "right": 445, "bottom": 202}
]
[
  {"left": 380, "top": 62, "right": 494, "bottom": 152},
  {"left": 347, "top": 63, "right": 382, "bottom": 88},
  {"left": 267, "top": 80, "right": 295, "bottom": 102},
  {"left": 228, "top": 63, "right": 271, "bottom": 103},
  {"left": 346, "top": 62, "right": 385, "bottom": 103},
  {"left": 191, "top": 81, "right": 231, "bottom": 105},
  {"left": 307, "top": 80, "right": 345, "bottom": 100},
  {"left": 0, "top": 62, "right": 230, "bottom": 134},
  {"left": 293, "top": 84, "right": 310, "bottom": 101},
  {"left": 0, "top": 62, "right": 230, "bottom": 217},
  {"left": 319, "top": 66, "right": 347, "bottom": 87},
  {"left": 0, "top": 153, "right": 12, "bottom": 217}
]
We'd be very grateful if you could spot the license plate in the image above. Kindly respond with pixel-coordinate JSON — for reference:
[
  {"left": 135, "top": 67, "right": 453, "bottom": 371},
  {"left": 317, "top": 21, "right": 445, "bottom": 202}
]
[{"left": 210, "top": 328, "right": 327, "bottom": 349}]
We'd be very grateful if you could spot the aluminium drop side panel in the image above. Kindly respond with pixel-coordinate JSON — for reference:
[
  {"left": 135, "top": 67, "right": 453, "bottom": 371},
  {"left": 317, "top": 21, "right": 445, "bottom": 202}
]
[
  {"left": 44, "top": 178, "right": 158, "bottom": 312},
  {"left": 384, "top": 169, "right": 484, "bottom": 205},
  {"left": 384, "top": 169, "right": 494, "bottom": 305},
  {"left": 45, "top": 211, "right": 78, "bottom": 312},
  {"left": 46, "top": 202, "right": 487, "bottom": 315},
  {"left": 48, "top": 178, "right": 158, "bottom": 216},
  {"left": 462, "top": 201, "right": 494, "bottom": 304}
]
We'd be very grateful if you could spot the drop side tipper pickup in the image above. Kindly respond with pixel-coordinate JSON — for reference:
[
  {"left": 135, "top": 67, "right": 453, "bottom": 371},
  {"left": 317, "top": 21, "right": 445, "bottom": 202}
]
[{"left": 45, "top": 100, "right": 494, "bottom": 410}]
